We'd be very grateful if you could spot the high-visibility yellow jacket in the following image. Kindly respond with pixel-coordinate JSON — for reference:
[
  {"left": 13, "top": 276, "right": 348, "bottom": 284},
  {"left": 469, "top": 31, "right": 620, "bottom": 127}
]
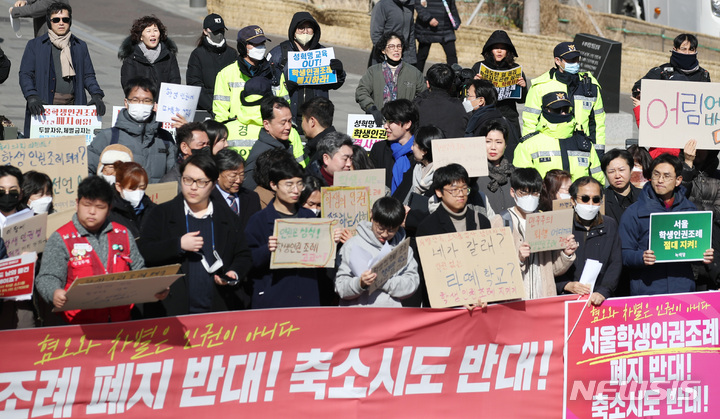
[
  {"left": 514, "top": 117, "right": 606, "bottom": 183},
  {"left": 522, "top": 69, "right": 606, "bottom": 155}
]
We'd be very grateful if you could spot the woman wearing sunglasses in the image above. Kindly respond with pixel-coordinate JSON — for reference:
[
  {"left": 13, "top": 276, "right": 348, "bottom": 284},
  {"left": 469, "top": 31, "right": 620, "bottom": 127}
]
[{"left": 555, "top": 176, "right": 621, "bottom": 306}]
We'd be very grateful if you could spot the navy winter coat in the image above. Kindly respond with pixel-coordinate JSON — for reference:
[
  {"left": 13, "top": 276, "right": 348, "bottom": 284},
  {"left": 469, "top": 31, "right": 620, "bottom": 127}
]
[{"left": 619, "top": 183, "right": 698, "bottom": 295}]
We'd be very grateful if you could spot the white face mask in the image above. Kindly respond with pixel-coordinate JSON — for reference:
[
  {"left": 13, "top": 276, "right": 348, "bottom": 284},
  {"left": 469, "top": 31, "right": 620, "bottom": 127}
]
[
  {"left": 127, "top": 103, "right": 153, "bottom": 122},
  {"left": 29, "top": 196, "right": 52, "bottom": 214},
  {"left": 295, "top": 33, "right": 313, "bottom": 46},
  {"left": 309, "top": 208, "right": 320, "bottom": 216},
  {"left": 247, "top": 45, "right": 267, "bottom": 61},
  {"left": 575, "top": 203, "right": 601, "bottom": 221},
  {"left": 123, "top": 189, "right": 145, "bottom": 208},
  {"left": 199, "top": 249, "right": 224, "bottom": 273},
  {"left": 564, "top": 62, "right": 580, "bottom": 74},
  {"left": 102, "top": 174, "right": 116, "bottom": 186},
  {"left": 558, "top": 193, "right": 571, "bottom": 200},
  {"left": 462, "top": 98, "right": 475, "bottom": 113},
  {"left": 515, "top": 194, "right": 539, "bottom": 213}
]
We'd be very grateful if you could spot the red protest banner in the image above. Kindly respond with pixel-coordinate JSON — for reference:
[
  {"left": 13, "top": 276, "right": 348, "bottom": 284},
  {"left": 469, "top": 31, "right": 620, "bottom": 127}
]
[
  {"left": 0, "top": 295, "right": 574, "bottom": 417},
  {"left": 564, "top": 293, "right": 720, "bottom": 418},
  {"left": 0, "top": 253, "right": 36, "bottom": 299}
]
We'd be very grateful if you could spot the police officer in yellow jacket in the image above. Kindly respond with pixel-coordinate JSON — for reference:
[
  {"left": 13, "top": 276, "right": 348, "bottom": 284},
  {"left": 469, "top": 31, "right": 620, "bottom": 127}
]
[
  {"left": 514, "top": 92, "right": 605, "bottom": 184},
  {"left": 522, "top": 42, "right": 606, "bottom": 157},
  {"left": 213, "top": 25, "right": 290, "bottom": 129}
]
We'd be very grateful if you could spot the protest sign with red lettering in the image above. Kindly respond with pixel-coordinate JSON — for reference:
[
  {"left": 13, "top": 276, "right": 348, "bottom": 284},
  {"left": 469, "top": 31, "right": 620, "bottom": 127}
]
[
  {"left": 346, "top": 114, "right": 387, "bottom": 151},
  {"left": 564, "top": 293, "right": 720, "bottom": 418},
  {"left": 0, "top": 252, "right": 36, "bottom": 300}
]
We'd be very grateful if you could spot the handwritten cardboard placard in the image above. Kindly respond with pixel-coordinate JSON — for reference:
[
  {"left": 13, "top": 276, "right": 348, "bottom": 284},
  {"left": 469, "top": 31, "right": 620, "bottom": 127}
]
[
  {"left": 552, "top": 198, "right": 605, "bottom": 214},
  {"left": 2, "top": 213, "right": 47, "bottom": 257},
  {"left": 649, "top": 211, "right": 712, "bottom": 262},
  {"left": 639, "top": 79, "right": 720, "bottom": 149},
  {"left": 525, "top": 208, "right": 574, "bottom": 252},
  {"left": 0, "top": 253, "right": 36, "bottom": 300},
  {"left": 30, "top": 105, "right": 102, "bottom": 146},
  {"left": 479, "top": 64, "right": 522, "bottom": 100},
  {"left": 145, "top": 181, "right": 178, "bottom": 204},
  {"left": 368, "top": 237, "right": 410, "bottom": 294},
  {"left": 58, "top": 264, "right": 182, "bottom": 311},
  {"left": 346, "top": 114, "right": 387, "bottom": 151},
  {"left": 270, "top": 218, "right": 337, "bottom": 269},
  {"left": 46, "top": 208, "right": 75, "bottom": 240},
  {"left": 321, "top": 186, "right": 370, "bottom": 232},
  {"left": 287, "top": 47, "right": 338, "bottom": 85},
  {"left": 417, "top": 227, "right": 524, "bottom": 307},
  {"left": 432, "top": 137, "right": 489, "bottom": 177},
  {"left": 0, "top": 136, "right": 87, "bottom": 212},
  {"left": 334, "top": 169, "right": 385, "bottom": 205},
  {"left": 156, "top": 83, "right": 202, "bottom": 123}
]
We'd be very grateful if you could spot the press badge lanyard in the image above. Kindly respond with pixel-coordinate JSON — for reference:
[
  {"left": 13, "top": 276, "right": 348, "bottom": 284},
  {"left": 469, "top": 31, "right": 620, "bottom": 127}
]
[{"left": 185, "top": 213, "right": 223, "bottom": 273}]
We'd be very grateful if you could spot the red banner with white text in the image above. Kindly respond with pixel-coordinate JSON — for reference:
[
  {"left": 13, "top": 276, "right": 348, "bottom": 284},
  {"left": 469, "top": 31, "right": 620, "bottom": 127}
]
[{"left": 0, "top": 295, "right": 574, "bottom": 418}]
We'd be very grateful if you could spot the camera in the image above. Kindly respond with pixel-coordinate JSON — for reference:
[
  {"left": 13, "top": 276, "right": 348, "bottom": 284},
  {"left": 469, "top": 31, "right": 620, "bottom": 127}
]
[{"left": 451, "top": 63, "right": 475, "bottom": 97}]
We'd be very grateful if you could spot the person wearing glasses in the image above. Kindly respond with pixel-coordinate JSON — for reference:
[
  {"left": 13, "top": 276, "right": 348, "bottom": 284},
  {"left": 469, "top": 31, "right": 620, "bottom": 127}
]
[
  {"left": 464, "top": 79, "right": 518, "bottom": 160},
  {"left": 522, "top": 42, "right": 606, "bottom": 158},
  {"left": 490, "top": 168, "right": 577, "bottom": 300},
  {"left": 19, "top": 2, "right": 106, "bottom": 137},
  {"left": 356, "top": 32, "right": 426, "bottom": 127},
  {"left": 139, "top": 153, "right": 252, "bottom": 316},
  {"left": 244, "top": 160, "right": 324, "bottom": 309},
  {"left": 212, "top": 148, "right": 261, "bottom": 231},
  {"left": 619, "top": 153, "right": 714, "bottom": 296},
  {"left": 160, "top": 122, "right": 210, "bottom": 189},
  {"left": 11, "top": 0, "right": 69, "bottom": 38},
  {"left": 88, "top": 77, "right": 177, "bottom": 183},
  {"left": 514, "top": 91, "right": 605, "bottom": 184},
  {"left": 555, "top": 176, "right": 620, "bottom": 306}
]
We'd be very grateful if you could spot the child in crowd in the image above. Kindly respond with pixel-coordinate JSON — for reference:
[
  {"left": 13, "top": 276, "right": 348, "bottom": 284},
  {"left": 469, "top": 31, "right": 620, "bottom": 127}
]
[{"left": 335, "top": 196, "right": 419, "bottom": 306}]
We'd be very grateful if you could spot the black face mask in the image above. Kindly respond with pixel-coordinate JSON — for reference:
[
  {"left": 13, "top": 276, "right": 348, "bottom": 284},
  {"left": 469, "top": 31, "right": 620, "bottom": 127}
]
[
  {"left": 191, "top": 146, "right": 212, "bottom": 157},
  {"left": 0, "top": 191, "right": 20, "bottom": 213},
  {"left": 670, "top": 50, "right": 699, "bottom": 71},
  {"left": 543, "top": 110, "right": 573, "bottom": 124},
  {"left": 385, "top": 56, "right": 402, "bottom": 66}
]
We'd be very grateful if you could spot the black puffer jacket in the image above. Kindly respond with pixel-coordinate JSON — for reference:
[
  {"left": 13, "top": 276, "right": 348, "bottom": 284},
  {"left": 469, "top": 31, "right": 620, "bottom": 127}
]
[
  {"left": 108, "top": 192, "right": 157, "bottom": 239},
  {"left": 186, "top": 37, "right": 238, "bottom": 114},
  {"left": 119, "top": 36, "right": 181, "bottom": 90},
  {"left": 414, "top": 0, "right": 460, "bottom": 44}
]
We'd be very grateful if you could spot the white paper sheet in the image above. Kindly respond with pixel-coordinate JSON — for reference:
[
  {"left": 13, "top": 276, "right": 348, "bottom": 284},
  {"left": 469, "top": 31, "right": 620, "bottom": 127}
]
[{"left": 579, "top": 259, "right": 603, "bottom": 291}]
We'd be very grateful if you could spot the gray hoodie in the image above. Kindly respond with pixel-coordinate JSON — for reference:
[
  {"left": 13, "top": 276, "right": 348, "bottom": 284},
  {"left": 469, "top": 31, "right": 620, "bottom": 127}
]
[{"left": 335, "top": 220, "right": 419, "bottom": 306}]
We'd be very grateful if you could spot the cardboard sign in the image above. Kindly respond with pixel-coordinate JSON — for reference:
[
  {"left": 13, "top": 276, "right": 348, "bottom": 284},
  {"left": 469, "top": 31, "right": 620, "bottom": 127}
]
[
  {"left": 0, "top": 136, "right": 87, "bottom": 212},
  {"left": 145, "top": 181, "right": 178, "bottom": 204},
  {"left": 287, "top": 47, "right": 338, "bottom": 85},
  {"left": 270, "top": 218, "right": 337, "bottom": 269},
  {"left": 334, "top": 169, "right": 385, "bottom": 205},
  {"left": 346, "top": 114, "right": 387, "bottom": 151},
  {"left": 46, "top": 208, "right": 75, "bottom": 240},
  {"left": 432, "top": 137, "right": 489, "bottom": 177},
  {"left": 639, "top": 79, "right": 720, "bottom": 149},
  {"left": 1, "top": 213, "right": 47, "bottom": 257},
  {"left": 156, "top": 83, "right": 202, "bottom": 123},
  {"left": 58, "top": 264, "right": 182, "bottom": 311},
  {"left": 479, "top": 64, "right": 522, "bottom": 100},
  {"left": 525, "top": 209, "right": 574, "bottom": 252},
  {"left": 321, "top": 186, "right": 370, "bottom": 231},
  {"left": 30, "top": 105, "right": 102, "bottom": 145},
  {"left": 0, "top": 253, "right": 36, "bottom": 300},
  {"left": 417, "top": 227, "right": 524, "bottom": 307},
  {"left": 368, "top": 237, "right": 410, "bottom": 294},
  {"left": 649, "top": 211, "right": 712, "bottom": 262}
]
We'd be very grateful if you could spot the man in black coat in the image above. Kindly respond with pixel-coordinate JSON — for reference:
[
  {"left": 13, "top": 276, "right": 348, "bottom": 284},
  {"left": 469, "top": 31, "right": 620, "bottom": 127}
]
[
  {"left": 414, "top": 0, "right": 461, "bottom": 71},
  {"left": 300, "top": 97, "right": 337, "bottom": 161},
  {"left": 212, "top": 148, "right": 261, "bottom": 231},
  {"left": 186, "top": 13, "right": 238, "bottom": 116},
  {"left": 414, "top": 63, "right": 468, "bottom": 139}
]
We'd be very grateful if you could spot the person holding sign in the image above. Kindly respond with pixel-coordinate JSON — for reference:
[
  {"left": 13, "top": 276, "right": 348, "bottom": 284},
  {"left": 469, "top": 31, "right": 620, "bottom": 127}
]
[
  {"left": 490, "top": 168, "right": 577, "bottom": 300},
  {"left": 555, "top": 177, "right": 620, "bottom": 306},
  {"left": 514, "top": 91, "right": 605, "bottom": 184},
  {"left": 267, "top": 12, "right": 346, "bottom": 131},
  {"left": 119, "top": 16, "right": 181, "bottom": 91},
  {"left": 35, "top": 176, "right": 148, "bottom": 324},
  {"left": 19, "top": 2, "right": 106, "bottom": 137},
  {"left": 522, "top": 42, "right": 606, "bottom": 157},
  {"left": 619, "top": 154, "right": 714, "bottom": 296},
  {"left": 336, "top": 196, "right": 418, "bottom": 306},
  {"left": 471, "top": 31, "right": 527, "bottom": 132},
  {"left": 356, "top": 32, "right": 426, "bottom": 126},
  {"left": 245, "top": 160, "right": 328, "bottom": 308},
  {"left": 139, "top": 154, "right": 252, "bottom": 316}
]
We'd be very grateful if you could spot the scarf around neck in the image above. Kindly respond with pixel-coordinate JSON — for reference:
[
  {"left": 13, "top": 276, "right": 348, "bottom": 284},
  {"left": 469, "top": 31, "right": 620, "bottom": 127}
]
[
  {"left": 412, "top": 162, "right": 435, "bottom": 195},
  {"left": 486, "top": 157, "right": 514, "bottom": 192},
  {"left": 382, "top": 61, "right": 401, "bottom": 105},
  {"left": 48, "top": 31, "right": 75, "bottom": 78},
  {"left": 139, "top": 42, "right": 162, "bottom": 64},
  {"left": 390, "top": 136, "right": 414, "bottom": 194}
]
